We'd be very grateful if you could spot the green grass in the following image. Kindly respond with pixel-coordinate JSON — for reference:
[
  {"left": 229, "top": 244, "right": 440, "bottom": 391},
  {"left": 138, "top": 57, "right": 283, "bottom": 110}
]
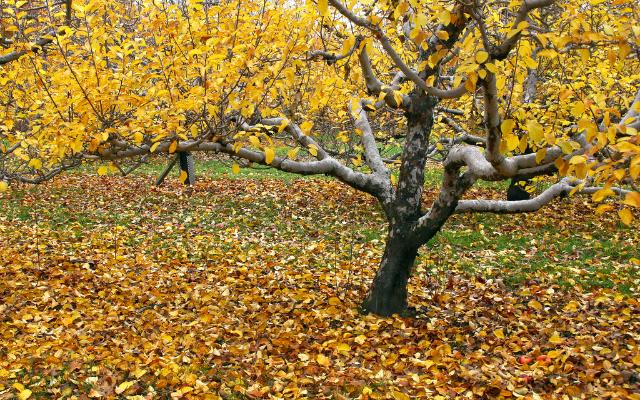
[{"left": 3, "top": 158, "right": 638, "bottom": 296}]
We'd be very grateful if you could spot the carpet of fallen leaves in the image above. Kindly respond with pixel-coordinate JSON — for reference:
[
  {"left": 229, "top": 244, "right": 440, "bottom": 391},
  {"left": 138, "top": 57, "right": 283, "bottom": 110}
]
[{"left": 1, "top": 174, "right": 639, "bottom": 399}]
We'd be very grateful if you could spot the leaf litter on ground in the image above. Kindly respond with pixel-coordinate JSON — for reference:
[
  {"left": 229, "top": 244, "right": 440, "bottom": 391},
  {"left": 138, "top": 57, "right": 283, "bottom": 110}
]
[{"left": 0, "top": 174, "right": 639, "bottom": 399}]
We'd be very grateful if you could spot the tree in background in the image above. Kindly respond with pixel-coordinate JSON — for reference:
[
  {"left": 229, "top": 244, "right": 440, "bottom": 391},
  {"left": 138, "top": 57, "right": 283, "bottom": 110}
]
[{"left": 1, "top": 0, "right": 638, "bottom": 316}]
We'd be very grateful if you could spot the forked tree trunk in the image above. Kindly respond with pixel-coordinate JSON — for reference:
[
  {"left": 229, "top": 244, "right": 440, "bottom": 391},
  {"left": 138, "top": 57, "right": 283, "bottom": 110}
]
[{"left": 361, "top": 229, "right": 420, "bottom": 316}]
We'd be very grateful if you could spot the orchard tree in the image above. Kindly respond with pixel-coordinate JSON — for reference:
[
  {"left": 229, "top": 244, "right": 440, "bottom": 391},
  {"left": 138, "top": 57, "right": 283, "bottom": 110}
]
[{"left": 1, "top": 0, "right": 639, "bottom": 316}]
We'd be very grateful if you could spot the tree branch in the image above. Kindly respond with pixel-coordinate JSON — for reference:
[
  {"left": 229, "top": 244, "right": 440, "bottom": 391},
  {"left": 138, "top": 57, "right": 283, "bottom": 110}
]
[
  {"left": 491, "top": 0, "right": 557, "bottom": 60},
  {"left": 351, "top": 100, "right": 390, "bottom": 177},
  {"left": 328, "top": 0, "right": 468, "bottom": 99},
  {"left": 307, "top": 35, "right": 364, "bottom": 64},
  {"left": 0, "top": 35, "right": 53, "bottom": 65},
  {"left": 455, "top": 178, "right": 572, "bottom": 213}
]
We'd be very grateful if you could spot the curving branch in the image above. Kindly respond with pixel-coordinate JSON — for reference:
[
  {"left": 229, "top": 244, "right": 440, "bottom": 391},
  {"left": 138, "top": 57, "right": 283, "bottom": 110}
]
[
  {"left": 491, "top": 0, "right": 557, "bottom": 60},
  {"left": 327, "top": 0, "right": 468, "bottom": 99},
  {"left": 438, "top": 115, "right": 486, "bottom": 144},
  {"left": 455, "top": 178, "right": 633, "bottom": 214},
  {"left": 307, "top": 35, "right": 364, "bottom": 64},
  {"left": 357, "top": 47, "right": 410, "bottom": 109},
  {"left": 1, "top": 157, "right": 81, "bottom": 184},
  {"left": 374, "top": 28, "right": 467, "bottom": 99},
  {"left": 0, "top": 35, "right": 53, "bottom": 65},
  {"left": 436, "top": 107, "right": 465, "bottom": 116},
  {"left": 480, "top": 72, "right": 517, "bottom": 176},
  {"left": 455, "top": 178, "right": 572, "bottom": 213},
  {"left": 350, "top": 100, "right": 390, "bottom": 177},
  {"left": 621, "top": 88, "right": 640, "bottom": 126}
]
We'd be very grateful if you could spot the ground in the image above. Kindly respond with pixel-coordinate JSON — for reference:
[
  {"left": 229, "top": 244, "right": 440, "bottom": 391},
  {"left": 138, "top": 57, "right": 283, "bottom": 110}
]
[{"left": 0, "top": 162, "right": 639, "bottom": 399}]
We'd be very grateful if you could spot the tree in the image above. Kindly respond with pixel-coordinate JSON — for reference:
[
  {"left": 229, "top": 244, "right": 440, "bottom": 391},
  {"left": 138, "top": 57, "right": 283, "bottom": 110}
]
[{"left": 1, "top": 0, "right": 639, "bottom": 316}]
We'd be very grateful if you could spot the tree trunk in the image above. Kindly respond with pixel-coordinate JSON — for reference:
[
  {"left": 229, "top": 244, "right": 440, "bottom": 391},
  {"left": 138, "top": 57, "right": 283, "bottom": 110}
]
[{"left": 362, "top": 230, "right": 419, "bottom": 316}]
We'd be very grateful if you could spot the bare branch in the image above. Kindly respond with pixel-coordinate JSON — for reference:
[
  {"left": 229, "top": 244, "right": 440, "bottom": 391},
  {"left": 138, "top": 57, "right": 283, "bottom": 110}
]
[
  {"left": 456, "top": 178, "right": 633, "bottom": 214},
  {"left": 328, "top": 0, "right": 468, "bottom": 99},
  {"left": 436, "top": 107, "right": 465, "bottom": 116},
  {"left": 350, "top": 100, "right": 390, "bottom": 177},
  {"left": 491, "top": 0, "right": 557, "bottom": 60},
  {"left": 307, "top": 35, "right": 364, "bottom": 64},
  {"left": 0, "top": 35, "right": 53, "bottom": 65},
  {"left": 439, "top": 115, "right": 485, "bottom": 144},
  {"left": 357, "top": 47, "right": 410, "bottom": 109},
  {"left": 456, "top": 178, "right": 572, "bottom": 213}
]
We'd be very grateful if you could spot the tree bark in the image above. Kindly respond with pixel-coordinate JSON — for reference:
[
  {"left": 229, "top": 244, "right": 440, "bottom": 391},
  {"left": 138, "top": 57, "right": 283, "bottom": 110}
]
[
  {"left": 361, "top": 229, "right": 419, "bottom": 316},
  {"left": 361, "top": 93, "right": 436, "bottom": 317}
]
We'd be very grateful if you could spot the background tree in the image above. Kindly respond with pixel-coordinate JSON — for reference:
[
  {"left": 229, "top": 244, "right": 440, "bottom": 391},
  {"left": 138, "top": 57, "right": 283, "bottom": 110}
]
[{"left": 1, "top": 0, "right": 638, "bottom": 316}]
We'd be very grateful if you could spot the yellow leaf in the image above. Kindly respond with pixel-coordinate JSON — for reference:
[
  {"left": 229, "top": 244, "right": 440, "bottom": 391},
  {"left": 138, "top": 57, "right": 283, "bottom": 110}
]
[
  {"left": 475, "top": 51, "right": 489, "bottom": 64},
  {"left": 169, "top": 140, "right": 178, "bottom": 154},
  {"left": 71, "top": 2, "right": 85, "bottom": 13},
  {"left": 179, "top": 170, "right": 188, "bottom": 184},
  {"left": 522, "top": 55, "right": 537, "bottom": 69},
  {"left": 317, "top": 0, "right": 328, "bottom": 17},
  {"left": 595, "top": 204, "right": 613, "bottom": 215},
  {"left": 464, "top": 76, "right": 476, "bottom": 92},
  {"left": 571, "top": 101, "right": 585, "bottom": 118},
  {"left": 563, "top": 301, "right": 579, "bottom": 312},
  {"left": 341, "top": 35, "right": 356, "bottom": 56},
  {"left": 632, "top": 353, "right": 640, "bottom": 366},
  {"left": 264, "top": 147, "right": 275, "bottom": 164},
  {"left": 504, "top": 134, "right": 519, "bottom": 152},
  {"left": 97, "top": 166, "right": 108, "bottom": 176},
  {"left": 287, "top": 147, "right": 299, "bottom": 160},
  {"left": 316, "top": 353, "right": 331, "bottom": 367},
  {"left": 618, "top": 208, "right": 633, "bottom": 225},
  {"left": 308, "top": 144, "right": 318, "bottom": 157},
  {"left": 493, "top": 328, "right": 505, "bottom": 339},
  {"left": 277, "top": 119, "right": 290, "bottom": 133},
  {"left": 17, "top": 389, "right": 32, "bottom": 400},
  {"left": 392, "top": 91, "right": 403, "bottom": 107},
  {"left": 132, "top": 369, "right": 147, "bottom": 379},
  {"left": 231, "top": 163, "right": 240, "bottom": 174},
  {"left": 536, "top": 148, "right": 547, "bottom": 164},
  {"left": 0, "top": 181, "right": 8, "bottom": 192},
  {"left": 623, "top": 192, "right": 640, "bottom": 208},
  {"left": 249, "top": 136, "right": 261, "bottom": 148},
  {"left": 133, "top": 132, "right": 144, "bottom": 144},
  {"left": 436, "top": 9, "right": 451, "bottom": 25},
  {"left": 436, "top": 30, "right": 449, "bottom": 40},
  {"left": 549, "top": 333, "right": 564, "bottom": 344},
  {"left": 393, "top": 2, "right": 408, "bottom": 20},
  {"left": 300, "top": 121, "right": 314, "bottom": 134},
  {"left": 150, "top": 142, "right": 160, "bottom": 153},
  {"left": 527, "top": 120, "right": 544, "bottom": 142},
  {"left": 115, "top": 381, "right": 135, "bottom": 395},
  {"left": 569, "top": 155, "right": 586, "bottom": 165},
  {"left": 485, "top": 62, "right": 497, "bottom": 73},
  {"left": 592, "top": 188, "right": 614, "bottom": 202},
  {"left": 528, "top": 299, "right": 542, "bottom": 310},
  {"left": 28, "top": 158, "right": 42, "bottom": 170},
  {"left": 547, "top": 350, "right": 563, "bottom": 359},
  {"left": 630, "top": 164, "right": 640, "bottom": 180},
  {"left": 516, "top": 20, "right": 529, "bottom": 31},
  {"left": 336, "top": 343, "right": 351, "bottom": 353},
  {"left": 188, "top": 48, "right": 202, "bottom": 57},
  {"left": 501, "top": 119, "right": 515, "bottom": 136},
  {"left": 391, "top": 390, "right": 410, "bottom": 400}
]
